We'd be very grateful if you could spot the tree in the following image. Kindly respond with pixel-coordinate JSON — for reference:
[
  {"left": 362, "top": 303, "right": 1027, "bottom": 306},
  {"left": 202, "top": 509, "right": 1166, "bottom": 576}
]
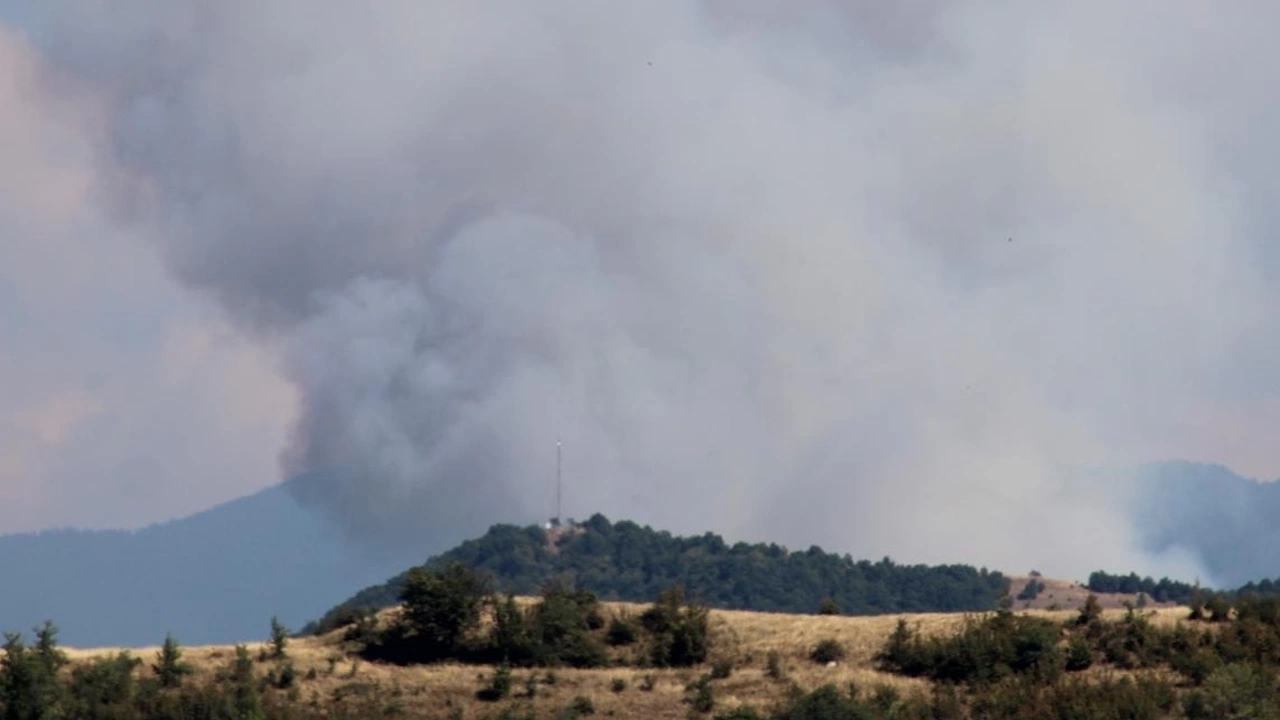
[
  {"left": 642, "top": 586, "right": 710, "bottom": 667},
  {"left": 64, "top": 653, "right": 141, "bottom": 719},
  {"left": 398, "top": 563, "right": 491, "bottom": 661},
  {"left": 228, "top": 644, "right": 262, "bottom": 720},
  {"left": 1, "top": 628, "right": 63, "bottom": 720},
  {"left": 526, "top": 583, "right": 607, "bottom": 668},
  {"left": 30, "top": 623, "right": 65, "bottom": 680},
  {"left": 1077, "top": 594, "right": 1102, "bottom": 626},
  {"left": 489, "top": 594, "right": 532, "bottom": 663},
  {"left": 268, "top": 616, "right": 289, "bottom": 659},
  {"left": 152, "top": 634, "right": 192, "bottom": 688},
  {"left": 818, "top": 598, "right": 841, "bottom": 615}
]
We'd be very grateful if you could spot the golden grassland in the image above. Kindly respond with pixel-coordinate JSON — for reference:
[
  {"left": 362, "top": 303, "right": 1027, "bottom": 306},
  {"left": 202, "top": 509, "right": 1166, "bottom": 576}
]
[{"left": 60, "top": 601, "right": 1193, "bottom": 719}]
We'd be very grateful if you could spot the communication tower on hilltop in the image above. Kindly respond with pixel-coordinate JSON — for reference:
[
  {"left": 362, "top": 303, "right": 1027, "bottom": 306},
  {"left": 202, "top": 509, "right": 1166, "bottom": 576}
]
[{"left": 549, "top": 439, "right": 563, "bottom": 529}]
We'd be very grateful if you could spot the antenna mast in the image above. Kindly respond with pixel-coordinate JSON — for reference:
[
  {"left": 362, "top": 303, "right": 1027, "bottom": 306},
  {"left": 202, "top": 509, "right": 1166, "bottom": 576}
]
[{"left": 556, "top": 438, "right": 563, "bottom": 525}]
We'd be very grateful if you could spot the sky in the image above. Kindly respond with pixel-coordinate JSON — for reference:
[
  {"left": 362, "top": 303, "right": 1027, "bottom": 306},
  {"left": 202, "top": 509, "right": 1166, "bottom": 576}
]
[{"left": 2, "top": 2, "right": 1280, "bottom": 581}]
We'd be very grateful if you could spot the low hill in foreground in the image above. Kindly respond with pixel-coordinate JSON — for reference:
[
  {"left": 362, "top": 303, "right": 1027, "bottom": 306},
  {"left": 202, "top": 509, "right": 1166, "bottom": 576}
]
[
  {"left": 307, "top": 514, "right": 1010, "bottom": 634},
  {"left": 53, "top": 600, "right": 1212, "bottom": 720}
]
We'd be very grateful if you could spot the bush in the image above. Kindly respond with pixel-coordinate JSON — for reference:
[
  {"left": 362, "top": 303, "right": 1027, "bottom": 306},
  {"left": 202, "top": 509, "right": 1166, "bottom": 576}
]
[
  {"left": 1077, "top": 594, "right": 1103, "bottom": 626},
  {"left": 1066, "top": 637, "right": 1093, "bottom": 672},
  {"left": 1206, "top": 594, "right": 1233, "bottom": 623},
  {"left": 569, "top": 695, "right": 595, "bottom": 716},
  {"left": 610, "top": 677, "right": 627, "bottom": 693},
  {"left": 715, "top": 708, "right": 767, "bottom": 720},
  {"left": 818, "top": 598, "right": 841, "bottom": 615},
  {"left": 477, "top": 664, "right": 513, "bottom": 701},
  {"left": 639, "top": 673, "right": 656, "bottom": 691},
  {"left": 773, "top": 684, "right": 866, "bottom": 720},
  {"left": 765, "top": 650, "right": 785, "bottom": 680},
  {"left": 1016, "top": 579, "right": 1046, "bottom": 602},
  {"left": 877, "top": 612, "right": 1062, "bottom": 684},
  {"left": 685, "top": 674, "right": 715, "bottom": 714},
  {"left": 643, "top": 586, "right": 711, "bottom": 667},
  {"left": 810, "top": 638, "right": 846, "bottom": 665},
  {"left": 275, "top": 662, "right": 297, "bottom": 689},
  {"left": 525, "top": 583, "right": 608, "bottom": 668},
  {"left": 605, "top": 615, "right": 639, "bottom": 646},
  {"left": 710, "top": 658, "right": 733, "bottom": 679}
]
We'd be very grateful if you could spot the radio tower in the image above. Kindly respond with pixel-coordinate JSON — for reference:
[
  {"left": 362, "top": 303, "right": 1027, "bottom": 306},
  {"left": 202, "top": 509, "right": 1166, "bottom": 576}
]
[{"left": 554, "top": 438, "right": 563, "bottom": 528}]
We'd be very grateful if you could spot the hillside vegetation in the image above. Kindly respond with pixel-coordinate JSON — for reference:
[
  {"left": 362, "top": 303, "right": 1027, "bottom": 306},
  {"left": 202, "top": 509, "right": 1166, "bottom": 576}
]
[
  {"left": 307, "top": 515, "right": 1009, "bottom": 635},
  {"left": 19, "top": 578, "right": 1280, "bottom": 719}
]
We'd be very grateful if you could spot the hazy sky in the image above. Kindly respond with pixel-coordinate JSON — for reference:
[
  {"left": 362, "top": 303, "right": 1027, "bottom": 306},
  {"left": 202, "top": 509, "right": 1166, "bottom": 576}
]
[{"left": 3, "top": 2, "right": 1280, "bottom": 581}]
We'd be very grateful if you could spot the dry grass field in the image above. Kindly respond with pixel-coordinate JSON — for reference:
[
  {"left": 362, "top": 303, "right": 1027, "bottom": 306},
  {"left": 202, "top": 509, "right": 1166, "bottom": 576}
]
[{"left": 61, "top": 598, "right": 1193, "bottom": 719}]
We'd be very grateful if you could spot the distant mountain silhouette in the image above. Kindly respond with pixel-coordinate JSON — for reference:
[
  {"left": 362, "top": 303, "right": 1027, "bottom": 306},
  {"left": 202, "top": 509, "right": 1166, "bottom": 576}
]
[
  {"left": 0, "top": 479, "right": 430, "bottom": 647},
  {"left": 1132, "top": 460, "right": 1280, "bottom": 587}
]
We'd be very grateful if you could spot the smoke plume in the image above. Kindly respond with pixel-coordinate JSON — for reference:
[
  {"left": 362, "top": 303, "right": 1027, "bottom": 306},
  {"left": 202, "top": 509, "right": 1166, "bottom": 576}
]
[{"left": 17, "top": 1, "right": 1280, "bottom": 579}]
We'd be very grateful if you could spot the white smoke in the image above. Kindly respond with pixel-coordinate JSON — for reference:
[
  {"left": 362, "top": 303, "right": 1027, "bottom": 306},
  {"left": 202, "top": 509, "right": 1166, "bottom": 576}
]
[{"left": 8, "top": 1, "right": 1280, "bottom": 580}]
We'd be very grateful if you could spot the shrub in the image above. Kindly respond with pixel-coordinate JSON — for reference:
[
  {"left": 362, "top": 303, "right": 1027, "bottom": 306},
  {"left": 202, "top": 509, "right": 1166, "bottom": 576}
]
[
  {"left": 477, "top": 664, "right": 513, "bottom": 701},
  {"left": 715, "top": 708, "right": 766, "bottom": 720},
  {"left": 525, "top": 583, "right": 609, "bottom": 668},
  {"left": 818, "top": 598, "right": 841, "bottom": 615},
  {"left": 639, "top": 673, "right": 656, "bottom": 691},
  {"left": 1016, "top": 579, "right": 1046, "bottom": 602},
  {"left": 1066, "top": 637, "right": 1093, "bottom": 672},
  {"left": 275, "top": 662, "right": 297, "bottom": 689},
  {"left": 1077, "top": 594, "right": 1103, "bottom": 626},
  {"left": 569, "top": 695, "right": 596, "bottom": 716},
  {"left": 610, "top": 677, "right": 627, "bottom": 693},
  {"left": 605, "top": 615, "right": 639, "bottom": 646},
  {"left": 773, "top": 684, "right": 865, "bottom": 720},
  {"left": 710, "top": 658, "right": 733, "bottom": 679},
  {"left": 685, "top": 674, "right": 715, "bottom": 714},
  {"left": 810, "top": 638, "right": 846, "bottom": 665},
  {"left": 1206, "top": 594, "right": 1233, "bottom": 623},
  {"left": 765, "top": 650, "right": 785, "bottom": 680},
  {"left": 643, "top": 586, "right": 710, "bottom": 667},
  {"left": 877, "top": 612, "right": 1062, "bottom": 685}
]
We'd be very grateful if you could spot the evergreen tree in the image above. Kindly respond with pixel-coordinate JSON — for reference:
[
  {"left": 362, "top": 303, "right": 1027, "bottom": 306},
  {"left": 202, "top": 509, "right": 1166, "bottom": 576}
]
[
  {"left": 152, "top": 634, "right": 192, "bottom": 688},
  {"left": 268, "top": 616, "right": 289, "bottom": 660},
  {"left": 1, "top": 629, "right": 62, "bottom": 720},
  {"left": 229, "top": 644, "right": 263, "bottom": 720}
]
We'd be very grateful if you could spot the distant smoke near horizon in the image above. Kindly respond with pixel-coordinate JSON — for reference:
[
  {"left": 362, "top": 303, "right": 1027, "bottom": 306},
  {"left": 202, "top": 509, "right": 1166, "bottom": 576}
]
[{"left": 10, "top": 2, "right": 1280, "bottom": 583}]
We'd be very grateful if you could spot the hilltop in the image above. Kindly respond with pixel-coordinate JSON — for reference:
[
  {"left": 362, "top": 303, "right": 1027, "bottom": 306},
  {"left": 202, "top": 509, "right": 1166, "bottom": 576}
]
[{"left": 306, "top": 514, "right": 1010, "bottom": 634}]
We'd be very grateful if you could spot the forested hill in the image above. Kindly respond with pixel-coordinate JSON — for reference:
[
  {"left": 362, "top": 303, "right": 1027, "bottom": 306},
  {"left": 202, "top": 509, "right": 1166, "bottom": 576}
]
[{"left": 306, "top": 514, "right": 1009, "bottom": 634}]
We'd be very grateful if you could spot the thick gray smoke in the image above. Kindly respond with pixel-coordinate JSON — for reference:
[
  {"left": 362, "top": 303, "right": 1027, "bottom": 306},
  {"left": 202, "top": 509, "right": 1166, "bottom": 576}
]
[{"left": 24, "top": 1, "right": 1280, "bottom": 578}]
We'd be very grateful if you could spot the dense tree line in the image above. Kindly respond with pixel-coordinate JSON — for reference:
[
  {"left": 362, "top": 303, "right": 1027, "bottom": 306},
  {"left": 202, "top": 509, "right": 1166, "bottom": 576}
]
[
  {"left": 307, "top": 514, "right": 1008, "bottom": 634},
  {"left": 1086, "top": 570, "right": 1202, "bottom": 603},
  {"left": 1088, "top": 569, "right": 1280, "bottom": 606}
]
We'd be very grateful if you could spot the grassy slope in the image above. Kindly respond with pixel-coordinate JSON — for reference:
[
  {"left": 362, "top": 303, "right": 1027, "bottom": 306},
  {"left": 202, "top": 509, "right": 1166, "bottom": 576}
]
[{"left": 65, "top": 601, "right": 1189, "bottom": 720}]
